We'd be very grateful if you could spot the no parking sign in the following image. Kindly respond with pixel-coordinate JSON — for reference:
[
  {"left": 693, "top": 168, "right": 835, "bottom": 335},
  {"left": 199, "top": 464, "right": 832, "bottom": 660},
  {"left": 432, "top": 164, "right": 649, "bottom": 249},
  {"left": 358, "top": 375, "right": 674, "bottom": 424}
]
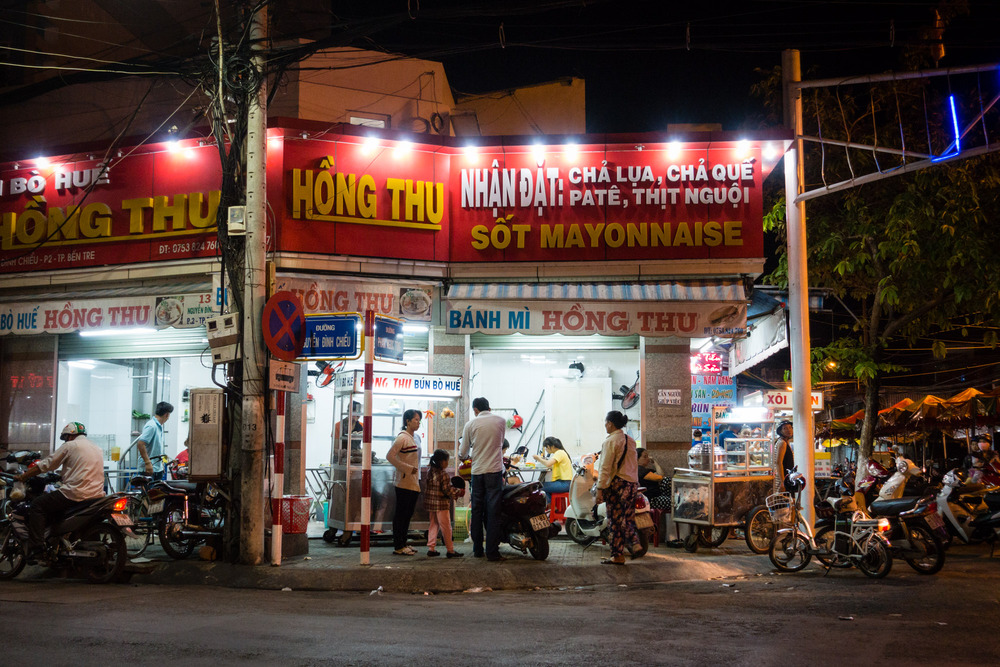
[{"left": 262, "top": 291, "right": 305, "bottom": 362}]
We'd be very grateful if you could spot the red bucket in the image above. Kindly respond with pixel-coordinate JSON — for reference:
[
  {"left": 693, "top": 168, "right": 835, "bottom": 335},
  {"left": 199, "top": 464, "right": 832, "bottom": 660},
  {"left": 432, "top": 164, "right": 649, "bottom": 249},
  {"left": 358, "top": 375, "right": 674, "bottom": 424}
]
[{"left": 279, "top": 495, "right": 312, "bottom": 534}]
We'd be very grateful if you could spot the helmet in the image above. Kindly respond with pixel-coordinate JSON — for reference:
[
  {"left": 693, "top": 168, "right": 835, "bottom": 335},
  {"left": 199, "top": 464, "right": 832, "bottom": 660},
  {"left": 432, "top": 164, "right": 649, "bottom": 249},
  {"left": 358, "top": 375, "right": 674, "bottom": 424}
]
[
  {"left": 60, "top": 421, "right": 86, "bottom": 440},
  {"left": 776, "top": 420, "right": 793, "bottom": 437}
]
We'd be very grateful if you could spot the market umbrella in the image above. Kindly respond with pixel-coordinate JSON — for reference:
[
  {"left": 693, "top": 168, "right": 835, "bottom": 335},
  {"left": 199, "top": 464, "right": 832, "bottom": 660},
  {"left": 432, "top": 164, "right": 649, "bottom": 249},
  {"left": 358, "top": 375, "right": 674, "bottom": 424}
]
[{"left": 875, "top": 398, "right": 916, "bottom": 435}]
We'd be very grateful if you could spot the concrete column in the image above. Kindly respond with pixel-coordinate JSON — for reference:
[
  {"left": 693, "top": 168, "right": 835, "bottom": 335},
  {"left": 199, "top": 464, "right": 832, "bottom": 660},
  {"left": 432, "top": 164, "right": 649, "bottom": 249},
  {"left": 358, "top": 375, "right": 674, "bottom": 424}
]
[
  {"left": 639, "top": 336, "right": 691, "bottom": 475},
  {"left": 428, "top": 326, "right": 470, "bottom": 447}
]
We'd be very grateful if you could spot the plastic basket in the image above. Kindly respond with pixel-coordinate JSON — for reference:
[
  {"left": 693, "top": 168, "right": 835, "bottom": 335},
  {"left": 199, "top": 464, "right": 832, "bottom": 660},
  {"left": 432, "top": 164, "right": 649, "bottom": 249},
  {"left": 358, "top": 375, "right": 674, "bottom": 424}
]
[
  {"left": 279, "top": 495, "right": 312, "bottom": 534},
  {"left": 765, "top": 492, "right": 794, "bottom": 526}
]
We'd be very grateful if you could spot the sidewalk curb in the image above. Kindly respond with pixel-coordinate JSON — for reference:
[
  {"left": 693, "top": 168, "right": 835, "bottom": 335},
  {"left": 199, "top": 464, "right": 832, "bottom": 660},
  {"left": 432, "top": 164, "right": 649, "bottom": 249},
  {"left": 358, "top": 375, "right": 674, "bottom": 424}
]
[{"left": 129, "top": 552, "right": 774, "bottom": 594}]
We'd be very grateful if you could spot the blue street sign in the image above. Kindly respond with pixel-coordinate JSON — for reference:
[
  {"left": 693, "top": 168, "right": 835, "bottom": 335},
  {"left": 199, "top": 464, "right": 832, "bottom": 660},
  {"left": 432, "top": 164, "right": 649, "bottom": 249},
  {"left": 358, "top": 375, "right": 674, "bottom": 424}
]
[
  {"left": 299, "top": 313, "right": 361, "bottom": 360},
  {"left": 374, "top": 315, "right": 404, "bottom": 363}
]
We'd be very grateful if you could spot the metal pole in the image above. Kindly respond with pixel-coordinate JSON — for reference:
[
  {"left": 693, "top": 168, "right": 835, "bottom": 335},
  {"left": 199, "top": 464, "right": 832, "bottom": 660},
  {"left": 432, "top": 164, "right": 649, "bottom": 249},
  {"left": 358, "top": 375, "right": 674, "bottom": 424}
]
[
  {"left": 239, "top": 3, "right": 267, "bottom": 564},
  {"left": 783, "top": 49, "right": 816, "bottom": 527},
  {"left": 271, "top": 391, "right": 285, "bottom": 566},
  {"left": 360, "top": 311, "right": 374, "bottom": 566}
]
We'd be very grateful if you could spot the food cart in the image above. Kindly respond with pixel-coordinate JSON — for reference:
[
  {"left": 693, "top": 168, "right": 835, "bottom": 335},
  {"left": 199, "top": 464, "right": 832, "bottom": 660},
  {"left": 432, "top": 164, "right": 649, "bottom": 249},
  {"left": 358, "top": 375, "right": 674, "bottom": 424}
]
[
  {"left": 672, "top": 406, "right": 776, "bottom": 553},
  {"left": 323, "top": 369, "right": 463, "bottom": 546}
]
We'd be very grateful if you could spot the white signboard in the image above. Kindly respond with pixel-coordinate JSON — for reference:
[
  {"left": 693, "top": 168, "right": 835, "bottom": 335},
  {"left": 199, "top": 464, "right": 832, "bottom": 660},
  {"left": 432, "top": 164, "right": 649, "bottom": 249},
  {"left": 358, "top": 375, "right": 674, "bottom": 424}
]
[
  {"left": 658, "top": 389, "right": 682, "bottom": 406},
  {"left": 745, "top": 390, "right": 824, "bottom": 411},
  {"left": 269, "top": 360, "right": 301, "bottom": 392},
  {"left": 334, "top": 370, "right": 462, "bottom": 399}
]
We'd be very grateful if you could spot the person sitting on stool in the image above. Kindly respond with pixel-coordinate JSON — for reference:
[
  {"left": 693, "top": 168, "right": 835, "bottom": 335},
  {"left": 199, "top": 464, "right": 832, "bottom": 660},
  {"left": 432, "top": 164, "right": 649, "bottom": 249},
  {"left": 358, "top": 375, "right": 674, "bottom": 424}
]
[{"left": 532, "top": 436, "right": 573, "bottom": 502}]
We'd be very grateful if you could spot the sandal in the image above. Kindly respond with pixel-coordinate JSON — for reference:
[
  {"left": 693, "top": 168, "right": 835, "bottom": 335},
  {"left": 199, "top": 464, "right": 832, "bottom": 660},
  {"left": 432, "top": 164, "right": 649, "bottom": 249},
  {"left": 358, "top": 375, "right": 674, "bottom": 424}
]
[
  {"left": 393, "top": 548, "right": 415, "bottom": 556},
  {"left": 601, "top": 557, "right": 627, "bottom": 565}
]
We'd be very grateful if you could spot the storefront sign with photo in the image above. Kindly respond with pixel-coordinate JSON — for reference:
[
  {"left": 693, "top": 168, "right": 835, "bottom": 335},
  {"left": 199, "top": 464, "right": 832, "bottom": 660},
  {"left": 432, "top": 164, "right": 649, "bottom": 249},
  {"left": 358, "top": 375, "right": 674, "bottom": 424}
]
[
  {"left": 275, "top": 275, "right": 434, "bottom": 322},
  {"left": 0, "top": 293, "right": 215, "bottom": 335}
]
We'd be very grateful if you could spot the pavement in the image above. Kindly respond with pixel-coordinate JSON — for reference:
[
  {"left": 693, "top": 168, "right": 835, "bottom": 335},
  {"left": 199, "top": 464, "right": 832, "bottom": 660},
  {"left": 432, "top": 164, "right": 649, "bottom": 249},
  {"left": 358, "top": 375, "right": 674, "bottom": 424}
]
[{"left": 116, "top": 526, "right": 776, "bottom": 594}]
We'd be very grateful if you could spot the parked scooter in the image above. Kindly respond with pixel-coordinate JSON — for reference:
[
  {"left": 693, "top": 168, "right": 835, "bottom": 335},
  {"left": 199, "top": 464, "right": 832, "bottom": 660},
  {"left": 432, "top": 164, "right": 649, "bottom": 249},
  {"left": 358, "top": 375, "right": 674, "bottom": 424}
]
[
  {"left": 494, "top": 479, "right": 552, "bottom": 560},
  {"left": 563, "top": 459, "right": 654, "bottom": 557},
  {"left": 156, "top": 478, "right": 227, "bottom": 560},
  {"left": 935, "top": 469, "right": 996, "bottom": 546},
  {"left": 968, "top": 490, "right": 1000, "bottom": 553},
  {"left": 0, "top": 471, "right": 132, "bottom": 583}
]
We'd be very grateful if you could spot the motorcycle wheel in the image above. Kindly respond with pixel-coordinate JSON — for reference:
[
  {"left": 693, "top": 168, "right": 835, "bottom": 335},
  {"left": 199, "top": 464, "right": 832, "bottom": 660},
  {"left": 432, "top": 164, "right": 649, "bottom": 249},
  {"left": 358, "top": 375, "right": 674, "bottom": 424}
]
[
  {"left": 697, "top": 525, "right": 730, "bottom": 548},
  {"left": 0, "top": 522, "right": 26, "bottom": 580},
  {"left": 769, "top": 531, "right": 812, "bottom": 572},
  {"left": 629, "top": 527, "right": 651, "bottom": 559},
  {"left": 566, "top": 519, "right": 597, "bottom": 546},
  {"left": 904, "top": 525, "right": 945, "bottom": 575},
  {"left": 528, "top": 529, "right": 550, "bottom": 560},
  {"left": 857, "top": 536, "right": 893, "bottom": 579},
  {"left": 122, "top": 495, "right": 153, "bottom": 558},
  {"left": 83, "top": 523, "right": 127, "bottom": 584},
  {"left": 158, "top": 501, "right": 197, "bottom": 560},
  {"left": 813, "top": 526, "right": 851, "bottom": 568},
  {"left": 683, "top": 532, "right": 699, "bottom": 553},
  {"left": 744, "top": 505, "right": 775, "bottom": 554}
]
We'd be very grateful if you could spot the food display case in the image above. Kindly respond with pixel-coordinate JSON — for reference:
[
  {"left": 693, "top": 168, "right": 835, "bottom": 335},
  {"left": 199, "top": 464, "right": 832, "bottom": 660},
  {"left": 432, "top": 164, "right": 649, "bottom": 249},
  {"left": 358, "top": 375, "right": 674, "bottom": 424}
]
[
  {"left": 325, "top": 370, "right": 462, "bottom": 544},
  {"left": 672, "top": 405, "right": 777, "bottom": 552}
]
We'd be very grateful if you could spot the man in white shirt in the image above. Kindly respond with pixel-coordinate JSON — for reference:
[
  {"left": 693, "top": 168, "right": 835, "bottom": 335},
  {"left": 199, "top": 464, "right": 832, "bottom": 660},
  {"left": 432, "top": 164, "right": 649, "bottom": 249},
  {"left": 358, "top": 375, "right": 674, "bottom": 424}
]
[
  {"left": 17, "top": 421, "right": 105, "bottom": 562},
  {"left": 459, "top": 397, "right": 507, "bottom": 561}
]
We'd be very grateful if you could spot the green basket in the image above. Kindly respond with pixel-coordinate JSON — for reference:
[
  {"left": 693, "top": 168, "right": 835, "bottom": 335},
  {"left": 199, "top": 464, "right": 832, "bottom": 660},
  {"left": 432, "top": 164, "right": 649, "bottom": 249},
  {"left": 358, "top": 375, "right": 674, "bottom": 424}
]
[{"left": 452, "top": 506, "right": 470, "bottom": 540}]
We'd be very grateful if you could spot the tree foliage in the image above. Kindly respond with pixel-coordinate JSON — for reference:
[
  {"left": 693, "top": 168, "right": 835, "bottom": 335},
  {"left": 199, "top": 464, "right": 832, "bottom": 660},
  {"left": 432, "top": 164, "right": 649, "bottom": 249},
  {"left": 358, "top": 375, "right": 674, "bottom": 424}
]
[{"left": 762, "top": 59, "right": 1000, "bottom": 473}]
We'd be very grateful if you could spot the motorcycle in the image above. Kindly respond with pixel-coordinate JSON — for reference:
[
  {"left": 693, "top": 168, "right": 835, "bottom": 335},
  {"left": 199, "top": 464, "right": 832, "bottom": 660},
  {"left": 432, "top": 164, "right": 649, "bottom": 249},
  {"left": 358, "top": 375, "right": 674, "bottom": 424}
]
[
  {"left": 155, "top": 478, "right": 227, "bottom": 560},
  {"left": 494, "top": 479, "right": 551, "bottom": 560},
  {"left": 835, "top": 482, "right": 947, "bottom": 575},
  {"left": 1, "top": 451, "right": 41, "bottom": 518},
  {"left": 0, "top": 471, "right": 132, "bottom": 583},
  {"left": 935, "top": 469, "right": 997, "bottom": 546},
  {"left": 968, "top": 490, "right": 1000, "bottom": 553},
  {"left": 563, "top": 459, "right": 654, "bottom": 557}
]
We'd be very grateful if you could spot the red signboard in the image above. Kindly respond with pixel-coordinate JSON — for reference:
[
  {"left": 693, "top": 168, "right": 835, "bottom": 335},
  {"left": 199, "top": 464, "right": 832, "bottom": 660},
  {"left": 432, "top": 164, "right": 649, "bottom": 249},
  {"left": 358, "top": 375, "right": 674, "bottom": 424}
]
[{"left": 1, "top": 128, "right": 782, "bottom": 274}]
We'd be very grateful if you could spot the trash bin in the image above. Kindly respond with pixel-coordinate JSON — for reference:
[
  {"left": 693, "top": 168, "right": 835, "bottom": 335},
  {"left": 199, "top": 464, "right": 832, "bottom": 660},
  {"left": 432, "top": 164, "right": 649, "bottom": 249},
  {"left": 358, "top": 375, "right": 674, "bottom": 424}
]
[{"left": 279, "top": 495, "right": 312, "bottom": 534}]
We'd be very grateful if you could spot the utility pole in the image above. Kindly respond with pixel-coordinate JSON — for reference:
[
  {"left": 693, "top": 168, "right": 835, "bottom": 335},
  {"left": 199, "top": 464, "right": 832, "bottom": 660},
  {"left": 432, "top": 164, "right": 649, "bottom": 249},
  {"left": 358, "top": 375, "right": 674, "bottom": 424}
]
[
  {"left": 239, "top": 2, "right": 268, "bottom": 565},
  {"left": 782, "top": 49, "right": 815, "bottom": 527}
]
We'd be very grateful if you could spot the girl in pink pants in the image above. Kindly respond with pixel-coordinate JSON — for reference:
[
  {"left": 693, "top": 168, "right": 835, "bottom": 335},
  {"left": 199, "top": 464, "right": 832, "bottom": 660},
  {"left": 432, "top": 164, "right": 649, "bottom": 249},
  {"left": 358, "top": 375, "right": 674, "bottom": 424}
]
[{"left": 424, "top": 449, "right": 464, "bottom": 558}]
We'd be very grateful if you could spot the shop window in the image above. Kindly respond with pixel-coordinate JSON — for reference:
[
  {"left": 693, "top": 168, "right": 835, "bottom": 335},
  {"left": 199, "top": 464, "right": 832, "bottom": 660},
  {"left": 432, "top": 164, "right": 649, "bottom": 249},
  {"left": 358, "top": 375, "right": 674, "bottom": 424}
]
[{"left": 0, "top": 335, "right": 56, "bottom": 454}]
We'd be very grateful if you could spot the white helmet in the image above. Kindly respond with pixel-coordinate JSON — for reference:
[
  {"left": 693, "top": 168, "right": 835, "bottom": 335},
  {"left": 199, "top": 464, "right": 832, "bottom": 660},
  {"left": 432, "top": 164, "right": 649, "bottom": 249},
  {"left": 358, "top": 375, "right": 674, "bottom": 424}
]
[{"left": 60, "top": 421, "right": 87, "bottom": 440}]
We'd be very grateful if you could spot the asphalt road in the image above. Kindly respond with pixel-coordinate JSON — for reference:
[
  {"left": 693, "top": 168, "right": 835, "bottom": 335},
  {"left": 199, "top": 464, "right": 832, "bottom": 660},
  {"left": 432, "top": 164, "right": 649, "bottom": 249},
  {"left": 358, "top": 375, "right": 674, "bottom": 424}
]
[{"left": 2, "top": 547, "right": 997, "bottom": 666}]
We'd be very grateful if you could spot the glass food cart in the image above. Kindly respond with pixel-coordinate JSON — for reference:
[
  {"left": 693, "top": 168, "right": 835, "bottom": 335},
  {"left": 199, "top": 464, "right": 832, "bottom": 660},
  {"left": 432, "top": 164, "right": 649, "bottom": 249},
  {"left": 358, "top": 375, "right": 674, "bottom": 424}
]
[
  {"left": 324, "top": 370, "right": 463, "bottom": 546},
  {"left": 672, "top": 406, "right": 776, "bottom": 553}
]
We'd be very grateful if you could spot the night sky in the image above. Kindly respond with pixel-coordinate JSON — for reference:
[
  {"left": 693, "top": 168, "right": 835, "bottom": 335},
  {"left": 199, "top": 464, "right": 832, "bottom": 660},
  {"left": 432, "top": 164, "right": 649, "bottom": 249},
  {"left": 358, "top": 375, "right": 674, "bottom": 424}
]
[{"left": 336, "top": 0, "right": 1000, "bottom": 133}]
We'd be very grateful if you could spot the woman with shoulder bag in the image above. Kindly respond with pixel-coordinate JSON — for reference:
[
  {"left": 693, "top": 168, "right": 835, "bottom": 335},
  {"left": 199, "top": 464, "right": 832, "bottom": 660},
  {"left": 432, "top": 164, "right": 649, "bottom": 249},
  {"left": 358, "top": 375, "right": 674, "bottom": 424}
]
[{"left": 595, "top": 410, "right": 640, "bottom": 565}]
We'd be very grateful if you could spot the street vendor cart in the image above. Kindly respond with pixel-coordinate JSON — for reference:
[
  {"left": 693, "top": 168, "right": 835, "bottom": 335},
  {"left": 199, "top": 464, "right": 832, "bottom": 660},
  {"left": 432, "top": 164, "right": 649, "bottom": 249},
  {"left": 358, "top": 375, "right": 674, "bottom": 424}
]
[
  {"left": 672, "top": 406, "right": 776, "bottom": 553},
  {"left": 323, "top": 369, "right": 463, "bottom": 546}
]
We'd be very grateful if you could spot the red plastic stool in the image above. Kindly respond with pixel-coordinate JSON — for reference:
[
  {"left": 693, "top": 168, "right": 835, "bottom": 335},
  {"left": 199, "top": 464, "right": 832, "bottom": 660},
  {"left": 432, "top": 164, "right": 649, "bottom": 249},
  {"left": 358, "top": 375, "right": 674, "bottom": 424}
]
[
  {"left": 550, "top": 492, "right": 570, "bottom": 524},
  {"left": 648, "top": 508, "right": 664, "bottom": 547}
]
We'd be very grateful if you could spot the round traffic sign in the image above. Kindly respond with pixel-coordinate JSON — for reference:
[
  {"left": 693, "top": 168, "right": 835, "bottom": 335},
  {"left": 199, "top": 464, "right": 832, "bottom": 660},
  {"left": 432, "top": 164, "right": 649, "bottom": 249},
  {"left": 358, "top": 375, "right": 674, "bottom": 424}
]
[{"left": 262, "top": 291, "right": 305, "bottom": 361}]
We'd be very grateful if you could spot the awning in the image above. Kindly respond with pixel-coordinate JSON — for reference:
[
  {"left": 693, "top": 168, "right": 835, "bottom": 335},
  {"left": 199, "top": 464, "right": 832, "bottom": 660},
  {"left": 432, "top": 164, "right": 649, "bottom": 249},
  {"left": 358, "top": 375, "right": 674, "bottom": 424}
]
[
  {"left": 445, "top": 281, "right": 746, "bottom": 338},
  {"left": 447, "top": 281, "right": 746, "bottom": 302}
]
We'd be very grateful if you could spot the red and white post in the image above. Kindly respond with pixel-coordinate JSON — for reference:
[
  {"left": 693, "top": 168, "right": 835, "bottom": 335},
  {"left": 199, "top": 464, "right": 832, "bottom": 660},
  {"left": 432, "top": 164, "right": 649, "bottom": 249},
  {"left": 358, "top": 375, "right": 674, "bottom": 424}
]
[
  {"left": 360, "top": 310, "right": 375, "bottom": 565},
  {"left": 270, "top": 390, "right": 285, "bottom": 566}
]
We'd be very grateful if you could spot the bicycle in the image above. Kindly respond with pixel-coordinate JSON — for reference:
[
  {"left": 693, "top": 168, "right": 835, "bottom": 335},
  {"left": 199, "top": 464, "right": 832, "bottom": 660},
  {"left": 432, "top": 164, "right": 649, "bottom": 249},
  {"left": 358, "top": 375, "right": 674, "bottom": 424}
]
[{"left": 766, "top": 470, "right": 894, "bottom": 579}]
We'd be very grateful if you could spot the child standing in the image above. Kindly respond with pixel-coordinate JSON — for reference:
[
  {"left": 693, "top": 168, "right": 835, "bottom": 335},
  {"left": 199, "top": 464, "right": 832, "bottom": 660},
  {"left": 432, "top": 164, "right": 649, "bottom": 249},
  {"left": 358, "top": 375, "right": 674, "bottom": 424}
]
[{"left": 425, "top": 449, "right": 464, "bottom": 558}]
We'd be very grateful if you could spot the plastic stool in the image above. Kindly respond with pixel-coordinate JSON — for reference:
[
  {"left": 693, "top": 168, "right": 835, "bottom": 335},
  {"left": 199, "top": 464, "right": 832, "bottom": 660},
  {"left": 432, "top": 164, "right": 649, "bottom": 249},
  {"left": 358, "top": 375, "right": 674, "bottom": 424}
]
[
  {"left": 550, "top": 492, "right": 570, "bottom": 524},
  {"left": 649, "top": 508, "right": 664, "bottom": 547}
]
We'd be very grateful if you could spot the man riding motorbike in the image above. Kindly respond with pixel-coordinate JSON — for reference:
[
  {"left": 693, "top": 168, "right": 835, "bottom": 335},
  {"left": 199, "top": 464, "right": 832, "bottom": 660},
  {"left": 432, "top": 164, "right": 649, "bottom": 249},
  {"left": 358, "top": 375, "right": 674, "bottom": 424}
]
[{"left": 16, "top": 422, "right": 105, "bottom": 563}]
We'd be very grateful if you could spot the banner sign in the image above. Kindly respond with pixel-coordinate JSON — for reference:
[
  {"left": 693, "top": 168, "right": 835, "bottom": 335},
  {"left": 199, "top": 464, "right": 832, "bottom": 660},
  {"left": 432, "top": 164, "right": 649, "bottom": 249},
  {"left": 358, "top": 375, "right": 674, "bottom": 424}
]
[
  {"left": 0, "top": 147, "right": 223, "bottom": 274},
  {"left": 274, "top": 275, "right": 434, "bottom": 322},
  {"left": 691, "top": 374, "right": 736, "bottom": 429},
  {"left": 0, "top": 292, "right": 215, "bottom": 335},
  {"left": 334, "top": 370, "right": 462, "bottom": 399},
  {"left": 2, "top": 130, "right": 781, "bottom": 273},
  {"left": 445, "top": 300, "right": 746, "bottom": 337}
]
